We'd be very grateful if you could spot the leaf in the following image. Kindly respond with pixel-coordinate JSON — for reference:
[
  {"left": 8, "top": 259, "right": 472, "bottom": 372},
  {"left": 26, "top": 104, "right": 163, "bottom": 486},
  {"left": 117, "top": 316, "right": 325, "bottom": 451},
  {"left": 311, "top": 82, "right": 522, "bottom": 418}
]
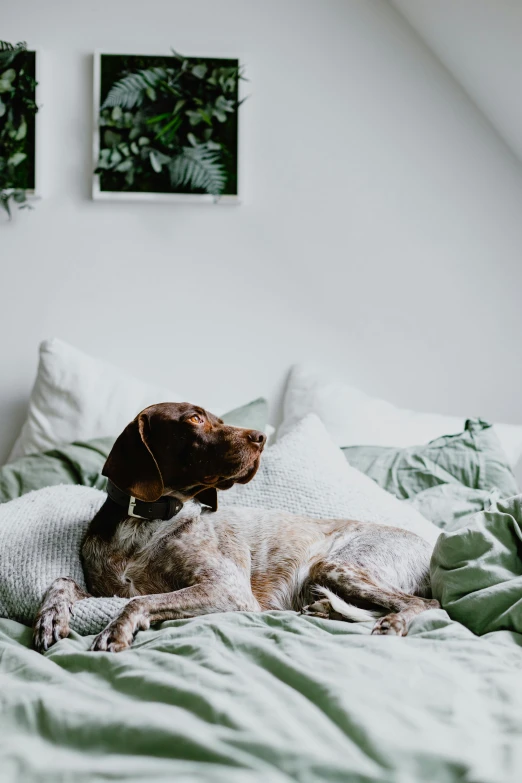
[
  {"left": 192, "top": 64, "right": 207, "bottom": 79},
  {"left": 149, "top": 150, "right": 163, "bottom": 173},
  {"left": 0, "top": 41, "right": 27, "bottom": 52},
  {"left": 186, "top": 110, "right": 202, "bottom": 127},
  {"left": 0, "top": 194, "right": 11, "bottom": 218},
  {"left": 12, "top": 190, "right": 27, "bottom": 203},
  {"left": 104, "top": 130, "right": 121, "bottom": 147},
  {"left": 114, "top": 159, "right": 133, "bottom": 172},
  {"left": 154, "top": 114, "right": 182, "bottom": 141},
  {"left": 96, "top": 149, "right": 112, "bottom": 169},
  {"left": 0, "top": 98, "right": 5, "bottom": 118},
  {"left": 0, "top": 68, "right": 16, "bottom": 93},
  {"left": 0, "top": 41, "right": 27, "bottom": 69},
  {"left": 0, "top": 68, "right": 16, "bottom": 83},
  {"left": 215, "top": 95, "right": 235, "bottom": 113},
  {"left": 168, "top": 144, "right": 226, "bottom": 196},
  {"left": 146, "top": 112, "right": 171, "bottom": 125},
  {"left": 8, "top": 152, "right": 27, "bottom": 167},
  {"left": 15, "top": 117, "right": 27, "bottom": 140},
  {"left": 111, "top": 106, "right": 123, "bottom": 122},
  {"left": 101, "top": 67, "right": 171, "bottom": 110}
]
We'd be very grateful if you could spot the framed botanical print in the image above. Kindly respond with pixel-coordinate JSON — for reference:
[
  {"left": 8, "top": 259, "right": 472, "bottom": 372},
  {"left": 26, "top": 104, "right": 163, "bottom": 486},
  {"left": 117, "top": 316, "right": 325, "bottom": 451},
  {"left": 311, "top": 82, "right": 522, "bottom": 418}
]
[
  {"left": 93, "top": 50, "right": 243, "bottom": 203},
  {"left": 0, "top": 43, "right": 39, "bottom": 216}
]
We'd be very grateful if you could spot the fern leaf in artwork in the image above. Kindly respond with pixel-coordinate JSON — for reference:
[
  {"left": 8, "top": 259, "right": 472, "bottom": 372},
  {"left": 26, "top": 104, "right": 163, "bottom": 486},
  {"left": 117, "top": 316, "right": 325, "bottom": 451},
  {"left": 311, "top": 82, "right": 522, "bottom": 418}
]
[
  {"left": 0, "top": 40, "right": 27, "bottom": 67},
  {"left": 0, "top": 41, "right": 27, "bottom": 52},
  {"left": 101, "top": 67, "right": 171, "bottom": 110},
  {"left": 168, "top": 144, "right": 226, "bottom": 196}
]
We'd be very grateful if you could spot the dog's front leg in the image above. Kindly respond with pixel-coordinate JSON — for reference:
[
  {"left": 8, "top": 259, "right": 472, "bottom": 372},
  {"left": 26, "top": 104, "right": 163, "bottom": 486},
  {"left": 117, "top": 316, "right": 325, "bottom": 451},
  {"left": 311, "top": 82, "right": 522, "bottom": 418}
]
[
  {"left": 34, "top": 577, "right": 91, "bottom": 653},
  {"left": 91, "top": 581, "right": 254, "bottom": 653}
]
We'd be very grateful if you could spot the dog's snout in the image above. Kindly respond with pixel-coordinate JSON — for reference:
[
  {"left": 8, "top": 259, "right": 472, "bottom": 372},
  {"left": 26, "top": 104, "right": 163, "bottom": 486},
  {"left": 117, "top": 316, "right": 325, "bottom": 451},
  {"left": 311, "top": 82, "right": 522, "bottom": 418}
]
[{"left": 247, "top": 430, "right": 266, "bottom": 446}]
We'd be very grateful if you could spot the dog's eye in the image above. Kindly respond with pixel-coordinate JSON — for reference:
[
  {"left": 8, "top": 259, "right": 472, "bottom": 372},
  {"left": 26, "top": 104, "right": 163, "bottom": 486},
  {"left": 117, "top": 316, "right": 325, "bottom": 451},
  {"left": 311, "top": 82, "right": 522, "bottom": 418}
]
[{"left": 188, "top": 414, "right": 203, "bottom": 424}]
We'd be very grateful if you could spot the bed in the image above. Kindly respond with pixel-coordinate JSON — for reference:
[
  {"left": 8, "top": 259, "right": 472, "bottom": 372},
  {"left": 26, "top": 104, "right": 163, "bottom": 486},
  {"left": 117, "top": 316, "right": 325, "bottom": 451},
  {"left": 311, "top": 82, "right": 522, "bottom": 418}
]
[{"left": 2, "top": 341, "right": 522, "bottom": 782}]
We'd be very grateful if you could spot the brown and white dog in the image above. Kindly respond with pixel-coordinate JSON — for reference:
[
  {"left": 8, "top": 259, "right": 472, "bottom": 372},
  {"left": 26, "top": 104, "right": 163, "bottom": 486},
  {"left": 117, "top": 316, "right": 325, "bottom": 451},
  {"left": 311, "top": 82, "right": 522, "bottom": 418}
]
[{"left": 33, "top": 402, "right": 439, "bottom": 653}]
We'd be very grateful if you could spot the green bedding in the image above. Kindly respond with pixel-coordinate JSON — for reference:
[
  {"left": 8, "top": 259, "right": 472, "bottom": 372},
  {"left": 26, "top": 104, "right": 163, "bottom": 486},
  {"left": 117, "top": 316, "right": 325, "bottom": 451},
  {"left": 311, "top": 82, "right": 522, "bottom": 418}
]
[
  {"left": 344, "top": 419, "right": 519, "bottom": 529},
  {"left": 2, "top": 610, "right": 522, "bottom": 782},
  {"left": 3, "top": 412, "right": 522, "bottom": 781},
  {"left": 431, "top": 494, "right": 522, "bottom": 636}
]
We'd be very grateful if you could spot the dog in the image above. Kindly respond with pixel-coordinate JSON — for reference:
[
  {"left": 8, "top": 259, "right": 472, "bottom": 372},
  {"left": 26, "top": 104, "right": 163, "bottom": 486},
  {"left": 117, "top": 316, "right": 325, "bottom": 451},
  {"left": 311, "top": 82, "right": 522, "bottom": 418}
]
[{"left": 33, "top": 402, "right": 439, "bottom": 653}]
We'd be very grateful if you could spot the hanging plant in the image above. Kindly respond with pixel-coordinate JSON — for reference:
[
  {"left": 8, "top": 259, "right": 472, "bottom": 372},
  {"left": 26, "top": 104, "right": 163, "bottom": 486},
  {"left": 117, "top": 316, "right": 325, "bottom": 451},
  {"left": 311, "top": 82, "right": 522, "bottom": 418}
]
[
  {"left": 0, "top": 41, "right": 38, "bottom": 218},
  {"left": 95, "top": 50, "right": 245, "bottom": 200}
]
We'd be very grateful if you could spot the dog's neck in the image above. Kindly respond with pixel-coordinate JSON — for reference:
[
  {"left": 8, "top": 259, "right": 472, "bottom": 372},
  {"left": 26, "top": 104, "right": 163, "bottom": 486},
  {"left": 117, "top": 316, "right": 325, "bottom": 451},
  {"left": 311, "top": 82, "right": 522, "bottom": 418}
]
[
  {"left": 163, "top": 498, "right": 203, "bottom": 530},
  {"left": 89, "top": 495, "right": 205, "bottom": 543}
]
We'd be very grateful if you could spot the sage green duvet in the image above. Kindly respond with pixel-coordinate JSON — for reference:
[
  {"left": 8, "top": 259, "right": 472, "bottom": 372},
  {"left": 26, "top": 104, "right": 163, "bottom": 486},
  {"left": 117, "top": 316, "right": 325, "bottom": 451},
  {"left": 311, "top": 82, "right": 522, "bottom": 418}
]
[
  {"left": 2, "top": 419, "right": 522, "bottom": 782},
  {"left": 1, "top": 608, "right": 522, "bottom": 782}
]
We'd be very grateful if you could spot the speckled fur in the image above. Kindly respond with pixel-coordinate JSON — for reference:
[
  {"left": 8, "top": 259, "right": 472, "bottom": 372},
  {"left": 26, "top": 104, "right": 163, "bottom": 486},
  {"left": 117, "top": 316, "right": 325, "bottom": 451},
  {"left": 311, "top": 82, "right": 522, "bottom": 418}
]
[
  {"left": 35, "top": 501, "right": 438, "bottom": 653},
  {"left": 33, "top": 403, "right": 439, "bottom": 654}
]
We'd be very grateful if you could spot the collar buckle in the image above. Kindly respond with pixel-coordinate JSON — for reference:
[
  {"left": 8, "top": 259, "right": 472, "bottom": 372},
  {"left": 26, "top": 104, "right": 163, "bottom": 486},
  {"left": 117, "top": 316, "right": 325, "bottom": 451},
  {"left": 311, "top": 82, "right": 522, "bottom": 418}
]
[{"left": 128, "top": 496, "right": 147, "bottom": 519}]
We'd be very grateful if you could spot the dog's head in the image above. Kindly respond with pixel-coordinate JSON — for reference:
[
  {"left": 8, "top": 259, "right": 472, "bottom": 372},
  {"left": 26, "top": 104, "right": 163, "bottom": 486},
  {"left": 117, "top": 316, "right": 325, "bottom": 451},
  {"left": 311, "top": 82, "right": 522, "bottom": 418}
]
[{"left": 102, "top": 402, "right": 266, "bottom": 511}]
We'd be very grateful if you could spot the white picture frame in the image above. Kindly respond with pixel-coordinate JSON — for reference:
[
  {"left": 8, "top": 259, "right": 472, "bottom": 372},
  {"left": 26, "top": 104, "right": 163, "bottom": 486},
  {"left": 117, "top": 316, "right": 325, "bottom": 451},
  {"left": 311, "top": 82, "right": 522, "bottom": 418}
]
[
  {"left": 92, "top": 50, "right": 243, "bottom": 204},
  {"left": 1, "top": 48, "right": 41, "bottom": 209}
]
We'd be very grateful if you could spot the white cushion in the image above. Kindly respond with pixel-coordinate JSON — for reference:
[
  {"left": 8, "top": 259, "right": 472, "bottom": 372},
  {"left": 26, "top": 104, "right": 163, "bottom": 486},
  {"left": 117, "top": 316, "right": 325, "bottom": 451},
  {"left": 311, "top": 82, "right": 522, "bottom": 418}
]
[
  {"left": 0, "top": 484, "right": 129, "bottom": 633},
  {"left": 279, "top": 364, "right": 522, "bottom": 468},
  {"left": 8, "top": 339, "right": 181, "bottom": 460},
  {"left": 220, "top": 414, "right": 440, "bottom": 546}
]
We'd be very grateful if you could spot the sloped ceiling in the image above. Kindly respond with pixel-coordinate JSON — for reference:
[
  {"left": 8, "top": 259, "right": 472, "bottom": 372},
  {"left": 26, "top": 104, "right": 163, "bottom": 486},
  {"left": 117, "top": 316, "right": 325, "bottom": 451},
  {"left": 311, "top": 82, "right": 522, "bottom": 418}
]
[{"left": 390, "top": 0, "right": 522, "bottom": 164}]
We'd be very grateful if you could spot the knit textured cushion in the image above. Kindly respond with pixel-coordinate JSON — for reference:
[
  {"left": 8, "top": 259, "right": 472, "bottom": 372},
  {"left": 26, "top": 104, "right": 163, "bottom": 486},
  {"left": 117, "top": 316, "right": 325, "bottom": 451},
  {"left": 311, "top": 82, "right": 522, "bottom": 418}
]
[
  {"left": 0, "top": 485, "right": 128, "bottom": 634},
  {"left": 220, "top": 414, "right": 440, "bottom": 546}
]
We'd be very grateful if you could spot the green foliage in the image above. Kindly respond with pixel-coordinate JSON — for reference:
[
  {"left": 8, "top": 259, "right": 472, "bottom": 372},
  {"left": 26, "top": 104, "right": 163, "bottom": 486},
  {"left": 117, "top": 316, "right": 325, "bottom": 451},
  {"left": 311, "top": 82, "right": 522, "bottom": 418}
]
[
  {"left": 168, "top": 143, "right": 226, "bottom": 196},
  {"left": 0, "top": 41, "right": 37, "bottom": 218},
  {"left": 0, "top": 41, "right": 27, "bottom": 69},
  {"left": 101, "top": 67, "right": 172, "bottom": 110},
  {"left": 96, "top": 50, "right": 243, "bottom": 197}
]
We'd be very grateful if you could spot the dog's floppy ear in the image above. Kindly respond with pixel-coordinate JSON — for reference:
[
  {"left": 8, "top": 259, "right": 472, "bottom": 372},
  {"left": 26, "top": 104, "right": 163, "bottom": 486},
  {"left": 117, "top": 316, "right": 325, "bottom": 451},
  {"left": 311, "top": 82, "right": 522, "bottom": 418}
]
[
  {"left": 195, "top": 487, "right": 218, "bottom": 512},
  {"left": 103, "top": 412, "right": 164, "bottom": 502}
]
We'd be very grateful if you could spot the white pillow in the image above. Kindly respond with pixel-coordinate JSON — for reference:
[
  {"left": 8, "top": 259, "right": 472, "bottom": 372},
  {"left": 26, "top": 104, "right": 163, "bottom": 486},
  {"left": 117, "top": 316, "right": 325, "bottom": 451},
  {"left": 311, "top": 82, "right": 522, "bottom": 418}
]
[
  {"left": 0, "top": 484, "right": 129, "bottom": 633},
  {"left": 220, "top": 414, "right": 440, "bottom": 546},
  {"left": 279, "top": 364, "right": 522, "bottom": 468},
  {"left": 9, "top": 339, "right": 181, "bottom": 460}
]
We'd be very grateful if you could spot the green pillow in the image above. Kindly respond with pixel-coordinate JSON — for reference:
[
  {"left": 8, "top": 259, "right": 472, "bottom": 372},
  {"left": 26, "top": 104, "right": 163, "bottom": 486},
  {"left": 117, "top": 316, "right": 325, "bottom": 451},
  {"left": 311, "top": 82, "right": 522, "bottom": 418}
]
[
  {"left": 342, "top": 419, "right": 519, "bottom": 500},
  {"left": 220, "top": 397, "right": 268, "bottom": 431},
  {"left": 0, "top": 398, "right": 269, "bottom": 504},
  {"left": 342, "top": 420, "right": 519, "bottom": 530}
]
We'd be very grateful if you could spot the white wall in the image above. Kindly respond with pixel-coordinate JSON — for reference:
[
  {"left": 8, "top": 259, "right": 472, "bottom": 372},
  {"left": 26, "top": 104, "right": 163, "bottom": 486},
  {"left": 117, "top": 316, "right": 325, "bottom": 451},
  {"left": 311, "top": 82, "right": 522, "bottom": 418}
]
[
  {"left": 2, "top": 0, "right": 522, "bottom": 466},
  {"left": 391, "top": 0, "right": 522, "bottom": 163}
]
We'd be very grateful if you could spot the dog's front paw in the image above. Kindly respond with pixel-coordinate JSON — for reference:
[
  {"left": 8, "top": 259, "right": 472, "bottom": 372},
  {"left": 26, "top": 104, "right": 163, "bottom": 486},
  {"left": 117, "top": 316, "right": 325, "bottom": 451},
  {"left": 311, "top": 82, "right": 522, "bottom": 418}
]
[
  {"left": 33, "top": 603, "right": 71, "bottom": 653},
  {"left": 91, "top": 606, "right": 150, "bottom": 653},
  {"left": 91, "top": 621, "right": 134, "bottom": 653},
  {"left": 371, "top": 612, "right": 408, "bottom": 637}
]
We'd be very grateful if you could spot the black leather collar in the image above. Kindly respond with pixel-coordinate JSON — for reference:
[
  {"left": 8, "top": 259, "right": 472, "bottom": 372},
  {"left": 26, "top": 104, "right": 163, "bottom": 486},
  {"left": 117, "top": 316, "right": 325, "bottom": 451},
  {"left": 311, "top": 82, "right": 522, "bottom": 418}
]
[{"left": 106, "top": 479, "right": 183, "bottom": 521}]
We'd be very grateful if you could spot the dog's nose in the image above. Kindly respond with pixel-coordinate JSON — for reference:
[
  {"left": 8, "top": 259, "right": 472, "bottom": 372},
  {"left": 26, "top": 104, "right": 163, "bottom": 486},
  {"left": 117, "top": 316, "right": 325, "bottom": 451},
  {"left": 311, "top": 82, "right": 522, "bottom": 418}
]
[{"left": 247, "top": 430, "right": 266, "bottom": 446}]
